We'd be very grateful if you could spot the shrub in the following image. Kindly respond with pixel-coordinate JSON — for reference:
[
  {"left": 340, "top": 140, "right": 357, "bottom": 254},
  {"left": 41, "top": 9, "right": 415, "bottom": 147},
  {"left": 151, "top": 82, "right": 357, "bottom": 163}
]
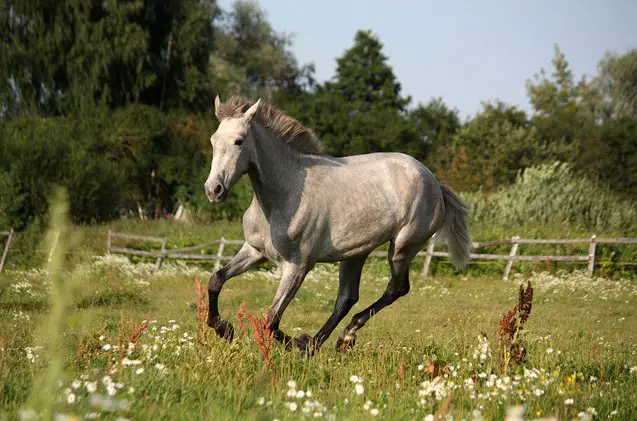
[{"left": 462, "top": 161, "right": 637, "bottom": 234}]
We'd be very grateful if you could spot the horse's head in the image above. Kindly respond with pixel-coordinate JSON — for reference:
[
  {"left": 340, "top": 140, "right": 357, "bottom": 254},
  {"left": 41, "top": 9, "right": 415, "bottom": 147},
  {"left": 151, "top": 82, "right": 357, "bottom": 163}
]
[{"left": 205, "top": 96, "right": 260, "bottom": 203}]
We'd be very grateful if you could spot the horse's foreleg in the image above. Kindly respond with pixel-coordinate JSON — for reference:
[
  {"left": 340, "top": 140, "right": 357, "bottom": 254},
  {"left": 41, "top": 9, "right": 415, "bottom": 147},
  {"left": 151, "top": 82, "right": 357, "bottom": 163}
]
[
  {"left": 208, "top": 243, "right": 266, "bottom": 340},
  {"left": 311, "top": 255, "right": 366, "bottom": 351},
  {"left": 266, "top": 262, "right": 311, "bottom": 350}
]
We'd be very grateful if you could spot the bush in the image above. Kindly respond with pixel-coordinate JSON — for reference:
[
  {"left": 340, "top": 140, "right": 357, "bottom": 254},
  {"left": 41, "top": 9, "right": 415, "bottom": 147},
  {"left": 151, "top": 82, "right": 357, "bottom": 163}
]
[
  {"left": 462, "top": 161, "right": 637, "bottom": 234},
  {"left": 0, "top": 114, "right": 126, "bottom": 228}
]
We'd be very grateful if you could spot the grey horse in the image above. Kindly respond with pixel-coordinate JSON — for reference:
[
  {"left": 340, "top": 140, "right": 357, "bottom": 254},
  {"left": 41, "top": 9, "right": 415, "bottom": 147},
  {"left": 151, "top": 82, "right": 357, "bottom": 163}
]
[{"left": 204, "top": 95, "right": 472, "bottom": 353}]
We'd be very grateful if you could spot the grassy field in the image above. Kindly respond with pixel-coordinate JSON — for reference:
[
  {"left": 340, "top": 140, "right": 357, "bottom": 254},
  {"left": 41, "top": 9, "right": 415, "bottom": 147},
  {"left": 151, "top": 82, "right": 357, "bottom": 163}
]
[
  {"left": 1, "top": 195, "right": 636, "bottom": 421},
  {"left": 2, "top": 222, "right": 637, "bottom": 420}
]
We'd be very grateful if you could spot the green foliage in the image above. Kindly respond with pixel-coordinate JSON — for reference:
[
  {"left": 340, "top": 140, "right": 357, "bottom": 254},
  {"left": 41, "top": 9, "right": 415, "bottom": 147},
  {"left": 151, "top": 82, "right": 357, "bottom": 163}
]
[
  {"left": 289, "top": 30, "right": 422, "bottom": 158},
  {"left": 0, "top": 0, "right": 217, "bottom": 115},
  {"left": 326, "top": 30, "right": 411, "bottom": 112},
  {"left": 210, "top": 0, "right": 315, "bottom": 101},
  {"left": 0, "top": 114, "right": 126, "bottom": 228},
  {"left": 441, "top": 102, "right": 537, "bottom": 192},
  {"left": 463, "top": 162, "right": 637, "bottom": 233}
]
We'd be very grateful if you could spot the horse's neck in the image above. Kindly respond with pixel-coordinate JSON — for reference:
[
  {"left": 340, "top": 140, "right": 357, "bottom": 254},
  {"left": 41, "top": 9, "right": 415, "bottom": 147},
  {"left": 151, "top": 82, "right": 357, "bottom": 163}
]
[{"left": 248, "top": 124, "right": 304, "bottom": 214}]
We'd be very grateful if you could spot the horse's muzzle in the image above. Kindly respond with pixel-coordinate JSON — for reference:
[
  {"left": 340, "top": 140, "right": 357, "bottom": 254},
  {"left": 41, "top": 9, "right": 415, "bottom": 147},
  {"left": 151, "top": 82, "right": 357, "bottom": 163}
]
[{"left": 205, "top": 182, "right": 228, "bottom": 203}]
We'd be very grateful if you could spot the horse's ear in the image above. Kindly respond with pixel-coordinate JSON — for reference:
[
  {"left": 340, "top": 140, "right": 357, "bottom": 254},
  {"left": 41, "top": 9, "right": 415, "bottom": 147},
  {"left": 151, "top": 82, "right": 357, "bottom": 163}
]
[
  {"left": 243, "top": 98, "right": 261, "bottom": 122},
  {"left": 214, "top": 95, "right": 222, "bottom": 120}
]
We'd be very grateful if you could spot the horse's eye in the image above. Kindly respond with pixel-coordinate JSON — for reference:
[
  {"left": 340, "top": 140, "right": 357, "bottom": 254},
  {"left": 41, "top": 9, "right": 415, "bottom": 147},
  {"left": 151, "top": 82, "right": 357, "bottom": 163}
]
[{"left": 234, "top": 138, "right": 244, "bottom": 146}]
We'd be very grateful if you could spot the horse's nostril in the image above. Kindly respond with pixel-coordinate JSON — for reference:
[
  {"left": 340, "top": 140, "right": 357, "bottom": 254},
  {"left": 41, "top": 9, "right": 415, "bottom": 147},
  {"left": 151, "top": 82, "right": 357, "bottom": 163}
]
[{"left": 213, "top": 184, "right": 223, "bottom": 195}]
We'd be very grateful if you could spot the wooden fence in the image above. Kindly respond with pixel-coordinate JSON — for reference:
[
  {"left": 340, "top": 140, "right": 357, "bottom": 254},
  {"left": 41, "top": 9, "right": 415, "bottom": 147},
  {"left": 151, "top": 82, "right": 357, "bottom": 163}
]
[
  {"left": 107, "top": 230, "right": 637, "bottom": 279},
  {"left": 0, "top": 230, "right": 14, "bottom": 273}
]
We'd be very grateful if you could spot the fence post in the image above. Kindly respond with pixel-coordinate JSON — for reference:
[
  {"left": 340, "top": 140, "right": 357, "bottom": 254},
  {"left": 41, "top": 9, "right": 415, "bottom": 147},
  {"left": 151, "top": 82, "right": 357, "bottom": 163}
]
[
  {"left": 587, "top": 234, "right": 597, "bottom": 277},
  {"left": 502, "top": 236, "right": 520, "bottom": 281},
  {"left": 107, "top": 229, "right": 112, "bottom": 255},
  {"left": 154, "top": 237, "right": 168, "bottom": 273},
  {"left": 0, "top": 229, "right": 14, "bottom": 274},
  {"left": 422, "top": 236, "right": 436, "bottom": 276},
  {"left": 215, "top": 237, "right": 226, "bottom": 271}
]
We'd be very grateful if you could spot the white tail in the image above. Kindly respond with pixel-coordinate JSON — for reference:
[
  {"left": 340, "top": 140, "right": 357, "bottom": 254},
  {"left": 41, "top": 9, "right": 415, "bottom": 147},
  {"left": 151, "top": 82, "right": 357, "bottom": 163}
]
[{"left": 437, "top": 185, "right": 472, "bottom": 270}]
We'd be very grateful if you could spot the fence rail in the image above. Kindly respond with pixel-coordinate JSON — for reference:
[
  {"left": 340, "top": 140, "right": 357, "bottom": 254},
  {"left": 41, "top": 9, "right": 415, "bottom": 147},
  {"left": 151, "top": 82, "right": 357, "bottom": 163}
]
[{"left": 106, "top": 230, "right": 637, "bottom": 279}]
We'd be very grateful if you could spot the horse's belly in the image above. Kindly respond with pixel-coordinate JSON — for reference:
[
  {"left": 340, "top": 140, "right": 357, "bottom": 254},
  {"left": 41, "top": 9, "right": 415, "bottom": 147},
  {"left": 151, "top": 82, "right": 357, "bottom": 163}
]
[{"left": 315, "top": 216, "right": 395, "bottom": 262}]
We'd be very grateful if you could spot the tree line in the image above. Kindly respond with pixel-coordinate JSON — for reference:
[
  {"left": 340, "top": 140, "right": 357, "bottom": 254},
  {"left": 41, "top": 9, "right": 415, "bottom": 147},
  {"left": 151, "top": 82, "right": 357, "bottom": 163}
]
[{"left": 1, "top": 0, "right": 635, "bottom": 232}]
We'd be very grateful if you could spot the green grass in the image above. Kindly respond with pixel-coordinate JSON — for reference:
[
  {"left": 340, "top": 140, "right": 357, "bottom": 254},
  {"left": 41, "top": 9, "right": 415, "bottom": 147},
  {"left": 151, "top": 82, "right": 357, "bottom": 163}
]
[{"left": 1, "top": 250, "right": 637, "bottom": 420}]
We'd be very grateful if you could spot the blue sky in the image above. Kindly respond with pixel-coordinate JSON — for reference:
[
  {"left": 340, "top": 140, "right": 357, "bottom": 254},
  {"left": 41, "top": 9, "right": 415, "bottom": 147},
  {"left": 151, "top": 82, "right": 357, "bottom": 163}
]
[{"left": 218, "top": 0, "right": 636, "bottom": 119}]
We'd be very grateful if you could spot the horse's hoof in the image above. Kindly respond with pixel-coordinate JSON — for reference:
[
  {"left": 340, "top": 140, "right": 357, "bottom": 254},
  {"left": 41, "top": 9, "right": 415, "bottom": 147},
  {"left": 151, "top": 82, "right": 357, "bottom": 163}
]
[
  {"left": 211, "top": 319, "right": 235, "bottom": 342},
  {"left": 335, "top": 333, "right": 356, "bottom": 352},
  {"left": 294, "top": 333, "right": 316, "bottom": 356}
]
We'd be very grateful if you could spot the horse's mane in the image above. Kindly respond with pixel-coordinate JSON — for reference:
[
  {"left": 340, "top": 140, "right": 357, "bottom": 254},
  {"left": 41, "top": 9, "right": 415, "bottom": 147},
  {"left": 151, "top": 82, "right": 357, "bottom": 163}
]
[{"left": 216, "top": 95, "right": 322, "bottom": 155}]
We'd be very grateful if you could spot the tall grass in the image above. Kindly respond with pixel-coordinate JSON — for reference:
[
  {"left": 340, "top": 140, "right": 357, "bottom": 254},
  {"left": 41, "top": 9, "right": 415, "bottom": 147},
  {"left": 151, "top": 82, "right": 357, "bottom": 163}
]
[
  {"left": 463, "top": 161, "right": 637, "bottom": 234},
  {"left": 23, "top": 188, "right": 83, "bottom": 418}
]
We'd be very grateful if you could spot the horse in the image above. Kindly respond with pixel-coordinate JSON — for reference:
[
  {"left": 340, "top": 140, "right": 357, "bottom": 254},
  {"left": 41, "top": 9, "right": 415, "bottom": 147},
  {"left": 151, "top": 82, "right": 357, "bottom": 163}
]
[{"left": 204, "top": 95, "right": 472, "bottom": 353}]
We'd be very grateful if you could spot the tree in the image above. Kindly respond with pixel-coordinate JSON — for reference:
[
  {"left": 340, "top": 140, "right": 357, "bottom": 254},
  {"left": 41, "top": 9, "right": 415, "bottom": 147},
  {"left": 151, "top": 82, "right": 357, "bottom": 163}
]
[
  {"left": 209, "top": 0, "right": 315, "bottom": 102},
  {"left": 525, "top": 45, "right": 598, "bottom": 163},
  {"left": 409, "top": 98, "right": 461, "bottom": 168},
  {"left": 289, "top": 30, "right": 419, "bottom": 158},
  {"left": 593, "top": 48, "right": 637, "bottom": 121},
  {"left": 440, "top": 101, "right": 537, "bottom": 192},
  {"left": 0, "top": 0, "right": 217, "bottom": 117},
  {"left": 325, "top": 29, "right": 410, "bottom": 113}
]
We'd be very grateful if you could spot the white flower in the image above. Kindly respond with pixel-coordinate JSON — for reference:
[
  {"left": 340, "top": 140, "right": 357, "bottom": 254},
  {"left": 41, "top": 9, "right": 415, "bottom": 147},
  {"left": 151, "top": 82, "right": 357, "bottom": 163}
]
[
  {"left": 546, "top": 348, "right": 554, "bottom": 354},
  {"left": 349, "top": 375, "right": 362, "bottom": 383},
  {"left": 287, "top": 380, "right": 297, "bottom": 389},
  {"left": 287, "top": 402, "right": 298, "bottom": 411},
  {"left": 257, "top": 397, "right": 265, "bottom": 406},
  {"left": 565, "top": 398, "right": 574, "bottom": 405},
  {"left": 85, "top": 382, "right": 97, "bottom": 393},
  {"left": 71, "top": 380, "right": 81, "bottom": 389},
  {"left": 610, "top": 410, "right": 618, "bottom": 416},
  {"left": 296, "top": 390, "right": 305, "bottom": 399},
  {"left": 135, "top": 368, "right": 144, "bottom": 375},
  {"left": 417, "top": 364, "right": 424, "bottom": 371},
  {"left": 424, "top": 415, "right": 434, "bottom": 421},
  {"left": 370, "top": 408, "right": 379, "bottom": 416},
  {"left": 67, "top": 393, "right": 76, "bottom": 404},
  {"left": 354, "top": 383, "right": 364, "bottom": 395},
  {"left": 102, "top": 344, "right": 112, "bottom": 351}
]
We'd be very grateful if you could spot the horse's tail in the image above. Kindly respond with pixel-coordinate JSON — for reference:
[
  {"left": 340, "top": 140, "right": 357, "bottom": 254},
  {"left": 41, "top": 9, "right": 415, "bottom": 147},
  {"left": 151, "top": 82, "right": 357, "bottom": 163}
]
[{"left": 437, "top": 184, "right": 472, "bottom": 271}]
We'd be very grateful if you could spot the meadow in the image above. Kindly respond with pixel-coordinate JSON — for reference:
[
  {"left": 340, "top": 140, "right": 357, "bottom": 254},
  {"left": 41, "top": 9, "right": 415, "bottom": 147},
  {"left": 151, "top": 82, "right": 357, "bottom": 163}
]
[{"left": 1, "top": 207, "right": 637, "bottom": 420}]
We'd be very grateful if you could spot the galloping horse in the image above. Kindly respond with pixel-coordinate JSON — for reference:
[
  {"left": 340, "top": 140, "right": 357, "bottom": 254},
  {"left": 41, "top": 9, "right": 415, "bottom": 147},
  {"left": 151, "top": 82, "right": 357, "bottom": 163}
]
[{"left": 204, "top": 95, "right": 471, "bottom": 353}]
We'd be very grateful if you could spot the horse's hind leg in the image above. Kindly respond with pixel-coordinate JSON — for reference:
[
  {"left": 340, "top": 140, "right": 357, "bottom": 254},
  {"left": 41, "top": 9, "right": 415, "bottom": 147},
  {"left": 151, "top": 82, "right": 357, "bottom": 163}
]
[
  {"left": 301, "top": 254, "right": 366, "bottom": 352},
  {"left": 335, "top": 236, "right": 424, "bottom": 351}
]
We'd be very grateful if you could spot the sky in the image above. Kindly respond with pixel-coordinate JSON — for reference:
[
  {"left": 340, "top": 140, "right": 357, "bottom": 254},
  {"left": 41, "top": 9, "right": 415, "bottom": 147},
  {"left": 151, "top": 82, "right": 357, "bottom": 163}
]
[{"left": 218, "top": 0, "right": 637, "bottom": 119}]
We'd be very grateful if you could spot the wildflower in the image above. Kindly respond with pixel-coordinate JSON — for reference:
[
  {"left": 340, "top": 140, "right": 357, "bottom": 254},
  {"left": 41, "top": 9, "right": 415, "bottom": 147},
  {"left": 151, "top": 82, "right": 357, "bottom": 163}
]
[
  {"left": 85, "top": 382, "right": 97, "bottom": 393},
  {"left": 286, "top": 402, "right": 298, "bottom": 412},
  {"left": 564, "top": 398, "right": 574, "bottom": 405},
  {"left": 121, "top": 358, "right": 141, "bottom": 366},
  {"left": 349, "top": 375, "right": 362, "bottom": 383},
  {"left": 67, "top": 393, "right": 76, "bottom": 404},
  {"left": 370, "top": 408, "right": 379, "bottom": 416},
  {"left": 287, "top": 380, "right": 297, "bottom": 389},
  {"left": 546, "top": 348, "right": 554, "bottom": 354},
  {"left": 296, "top": 390, "right": 305, "bottom": 399},
  {"left": 424, "top": 415, "right": 434, "bottom": 421},
  {"left": 354, "top": 384, "right": 364, "bottom": 395},
  {"left": 257, "top": 397, "right": 265, "bottom": 406},
  {"left": 71, "top": 380, "right": 81, "bottom": 390},
  {"left": 102, "top": 344, "right": 112, "bottom": 351},
  {"left": 135, "top": 368, "right": 144, "bottom": 375},
  {"left": 417, "top": 364, "right": 424, "bottom": 371}
]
